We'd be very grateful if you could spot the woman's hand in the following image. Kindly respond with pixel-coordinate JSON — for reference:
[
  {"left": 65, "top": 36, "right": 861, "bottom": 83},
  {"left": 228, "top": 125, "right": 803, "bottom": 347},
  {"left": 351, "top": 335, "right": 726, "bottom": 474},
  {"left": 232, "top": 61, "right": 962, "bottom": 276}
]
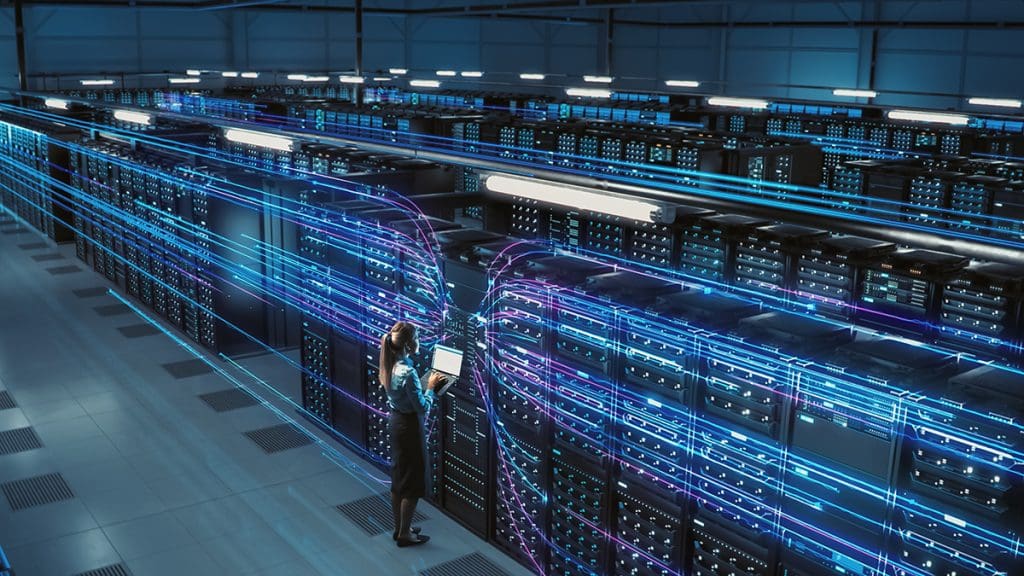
[{"left": 427, "top": 371, "right": 446, "bottom": 391}]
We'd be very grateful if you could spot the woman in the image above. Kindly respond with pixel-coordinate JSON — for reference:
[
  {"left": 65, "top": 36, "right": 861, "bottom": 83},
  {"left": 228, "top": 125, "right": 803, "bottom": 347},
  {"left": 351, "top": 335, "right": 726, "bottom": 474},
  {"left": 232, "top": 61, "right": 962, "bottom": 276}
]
[{"left": 379, "top": 321, "right": 445, "bottom": 547}]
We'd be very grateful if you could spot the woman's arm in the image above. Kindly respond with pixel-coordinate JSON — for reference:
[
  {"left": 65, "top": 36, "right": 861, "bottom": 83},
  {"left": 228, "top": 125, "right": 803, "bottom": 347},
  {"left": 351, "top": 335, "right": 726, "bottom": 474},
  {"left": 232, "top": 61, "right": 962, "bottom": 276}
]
[{"left": 405, "top": 368, "right": 434, "bottom": 414}]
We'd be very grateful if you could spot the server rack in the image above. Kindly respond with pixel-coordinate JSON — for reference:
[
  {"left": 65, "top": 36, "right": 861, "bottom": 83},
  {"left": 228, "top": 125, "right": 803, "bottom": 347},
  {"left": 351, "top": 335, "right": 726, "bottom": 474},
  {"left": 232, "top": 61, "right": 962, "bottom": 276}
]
[
  {"left": 679, "top": 213, "right": 768, "bottom": 284},
  {"left": 940, "top": 261, "right": 1024, "bottom": 361},
  {"left": 795, "top": 235, "right": 896, "bottom": 319},
  {"left": 859, "top": 249, "right": 969, "bottom": 340}
]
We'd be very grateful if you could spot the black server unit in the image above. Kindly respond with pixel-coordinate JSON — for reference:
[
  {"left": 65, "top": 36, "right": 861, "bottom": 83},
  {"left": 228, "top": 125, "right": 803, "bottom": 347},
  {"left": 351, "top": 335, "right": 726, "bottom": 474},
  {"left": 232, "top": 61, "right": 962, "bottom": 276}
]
[
  {"left": 795, "top": 235, "right": 895, "bottom": 319},
  {"left": 734, "top": 224, "right": 828, "bottom": 296},
  {"left": 904, "top": 170, "right": 959, "bottom": 229},
  {"left": 613, "top": 302, "right": 698, "bottom": 576},
  {"left": 940, "top": 261, "right": 1024, "bottom": 363},
  {"left": 900, "top": 366, "right": 1024, "bottom": 576},
  {"left": 690, "top": 310, "right": 850, "bottom": 576},
  {"left": 831, "top": 160, "right": 875, "bottom": 214},
  {"left": 864, "top": 165, "right": 916, "bottom": 223},
  {"left": 678, "top": 213, "right": 767, "bottom": 284},
  {"left": 492, "top": 286, "right": 552, "bottom": 569},
  {"left": 780, "top": 336, "right": 945, "bottom": 576},
  {"left": 199, "top": 169, "right": 272, "bottom": 356},
  {"left": 431, "top": 229, "right": 507, "bottom": 535},
  {"left": 895, "top": 359, "right": 1024, "bottom": 576},
  {"left": 991, "top": 181, "right": 1024, "bottom": 240},
  {"left": 629, "top": 206, "right": 713, "bottom": 270},
  {"left": 951, "top": 174, "right": 1007, "bottom": 235},
  {"left": 859, "top": 249, "right": 969, "bottom": 340},
  {"left": 730, "top": 143, "right": 824, "bottom": 192}
]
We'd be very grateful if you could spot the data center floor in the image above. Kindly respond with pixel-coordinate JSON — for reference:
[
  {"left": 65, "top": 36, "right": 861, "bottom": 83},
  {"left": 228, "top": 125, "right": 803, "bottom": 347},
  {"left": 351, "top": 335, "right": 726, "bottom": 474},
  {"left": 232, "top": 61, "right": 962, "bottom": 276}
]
[{"left": 0, "top": 217, "right": 530, "bottom": 576}]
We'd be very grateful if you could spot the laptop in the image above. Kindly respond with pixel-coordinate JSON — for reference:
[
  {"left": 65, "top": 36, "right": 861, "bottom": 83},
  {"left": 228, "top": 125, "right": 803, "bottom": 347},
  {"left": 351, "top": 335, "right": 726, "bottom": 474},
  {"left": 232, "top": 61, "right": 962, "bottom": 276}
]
[{"left": 431, "top": 344, "right": 464, "bottom": 396}]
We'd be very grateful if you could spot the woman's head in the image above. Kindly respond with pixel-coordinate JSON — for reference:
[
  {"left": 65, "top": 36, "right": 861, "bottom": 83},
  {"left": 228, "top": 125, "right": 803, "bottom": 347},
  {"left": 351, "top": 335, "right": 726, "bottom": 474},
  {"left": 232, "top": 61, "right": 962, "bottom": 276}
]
[{"left": 378, "top": 321, "right": 419, "bottom": 388}]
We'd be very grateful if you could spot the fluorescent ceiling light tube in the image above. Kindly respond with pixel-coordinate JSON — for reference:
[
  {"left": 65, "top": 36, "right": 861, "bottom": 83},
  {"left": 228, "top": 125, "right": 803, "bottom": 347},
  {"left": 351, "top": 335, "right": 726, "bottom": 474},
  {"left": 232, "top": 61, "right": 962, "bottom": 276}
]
[
  {"left": 968, "top": 97, "right": 1022, "bottom": 109},
  {"left": 707, "top": 96, "right": 770, "bottom": 109},
  {"left": 436, "top": 70, "right": 456, "bottom": 77},
  {"left": 372, "top": 77, "right": 392, "bottom": 82},
  {"left": 302, "top": 75, "right": 329, "bottom": 82},
  {"left": 224, "top": 128, "right": 294, "bottom": 152},
  {"left": 520, "top": 73, "right": 545, "bottom": 80},
  {"left": 833, "top": 88, "right": 877, "bottom": 98},
  {"left": 80, "top": 79, "right": 115, "bottom": 86},
  {"left": 113, "top": 110, "right": 152, "bottom": 125},
  {"left": 485, "top": 174, "right": 671, "bottom": 223},
  {"left": 410, "top": 79, "right": 441, "bottom": 88},
  {"left": 665, "top": 80, "right": 700, "bottom": 88},
  {"left": 241, "top": 72, "right": 260, "bottom": 79},
  {"left": 460, "top": 71, "right": 483, "bottom": 78},
  {"left": 44, "top": 98, "right": 69, "bottom": 110},
  {"left": 222, "top": 71, "right": 239, "bottom": 78},
  {"left": 887, "top": 109, "right": 970, "bottom": 126},
  {"left": 389, "top": 68, "right": 408, "bottom": 75},
  {"left": 566, "top": 87, "right": 612, "bottom": 98},
  {"left": 583, "top": 75, "right": 613, "bottom": 83},
  {"left": 168, "top": 77, "right": 201, "bottom": 84},
  {"left": 186, "top": 69, "right": 201, "bottom": 76},
  {"left": 286, "top": 74, "right": 307, "bottom": 81},
  {"left": 339, "top": 75, "right": 365, "bottom": 84}
]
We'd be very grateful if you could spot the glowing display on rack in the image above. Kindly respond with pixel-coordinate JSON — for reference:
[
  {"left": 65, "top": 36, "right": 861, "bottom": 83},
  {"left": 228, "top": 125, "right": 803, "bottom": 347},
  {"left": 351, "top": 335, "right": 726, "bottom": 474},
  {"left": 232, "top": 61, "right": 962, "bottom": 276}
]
[
  {"left": 520, "top": 73, "right": 545, "bottom": 80},
  {"left": 665, "top": 79, "right": 700, "bottom": 88}
]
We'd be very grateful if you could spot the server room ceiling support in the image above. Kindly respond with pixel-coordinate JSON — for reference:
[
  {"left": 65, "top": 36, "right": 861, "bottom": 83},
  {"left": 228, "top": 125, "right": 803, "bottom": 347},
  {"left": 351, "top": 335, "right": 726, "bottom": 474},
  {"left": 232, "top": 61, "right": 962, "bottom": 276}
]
[{"left": 15, "top": 0, "right": 1024, "bottom": 30}]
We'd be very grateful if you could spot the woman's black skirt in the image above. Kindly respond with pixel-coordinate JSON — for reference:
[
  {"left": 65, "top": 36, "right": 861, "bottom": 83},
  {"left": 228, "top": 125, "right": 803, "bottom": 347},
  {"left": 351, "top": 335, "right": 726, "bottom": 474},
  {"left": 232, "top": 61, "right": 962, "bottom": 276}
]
[{"left": 390, "top": 411, "right": 426, "bottom": 498}]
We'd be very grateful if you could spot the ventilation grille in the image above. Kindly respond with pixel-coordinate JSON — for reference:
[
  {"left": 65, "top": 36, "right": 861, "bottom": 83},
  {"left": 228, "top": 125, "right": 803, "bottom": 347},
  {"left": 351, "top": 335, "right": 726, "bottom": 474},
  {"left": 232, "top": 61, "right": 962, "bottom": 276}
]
[
  {"left": 94, "top": 304, "right": 132, "bottom": 317},
  {"left": 335, "top": 494, "right": 428, "bottom": 536},
  {"left": 198, "top": 388, "right": 260, "bottom": 412},
  {"left": 0, "top": 390, "right": 15, "bottom": 411},
  {"left": 117, "top": 324, "right": 161, "bottom": 339},
  {"left": 244, "top": 423, "right": 314, "bottom": 454},
  {"left": 31, "top": 253, "right": 64, "bottom": 262},
  {"left": 76, "top": 564, "right": 131, "bottom": 576},
  {"left": 47, "top": 265, "right": 81, "bottom": 275},
  {"left": 2, "top": 472, "right": 75, "bottom": 511},
  {"left": 0, "top": 427, "right": 42, "bottom": 455},
  {"left": 18, "top": 242, "right": 48, "bottom": 250},
  {"left": 420, "top": 553, "right": 513, "bottom": 576},
  {"left": 161, "top": 359, "right": 213, "bottom": 380},
  {"left": 72, "top": 287, "right": 109, "bottom": 299}
]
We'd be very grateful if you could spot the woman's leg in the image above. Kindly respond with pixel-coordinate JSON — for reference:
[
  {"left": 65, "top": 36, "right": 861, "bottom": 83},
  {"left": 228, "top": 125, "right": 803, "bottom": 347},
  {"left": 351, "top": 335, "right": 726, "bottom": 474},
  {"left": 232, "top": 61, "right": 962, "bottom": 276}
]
[
  {"left": 391, "top": 492, "right": 402, "bottom": 540},
  {"left": 398, "top": 497, "right": 418, "bottom": 538}
]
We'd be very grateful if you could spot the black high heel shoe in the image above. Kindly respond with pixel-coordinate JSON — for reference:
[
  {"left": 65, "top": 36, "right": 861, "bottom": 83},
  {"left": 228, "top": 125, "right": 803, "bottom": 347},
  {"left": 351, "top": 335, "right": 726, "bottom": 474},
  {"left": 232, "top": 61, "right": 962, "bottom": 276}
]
[
  {"left": 396, "top": 534, "right": 430, "bottom": 547},
  {"left": 392, "top": 526, "right": 421, "bottom": 541}
]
